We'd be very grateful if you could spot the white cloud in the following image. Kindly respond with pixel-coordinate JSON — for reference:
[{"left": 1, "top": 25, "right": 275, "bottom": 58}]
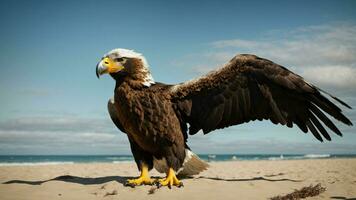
[
  {"left": 211, "top": 23, "right": 356, "bottom": 66},
  {"left": 188, "top": 134, "right": 356, "bottom": 154},
  {"left": 195, "top": 23, "right": 356, "bottom": 90},
  {"left": 301, "top": 65, "right": 356, "bottom": 88},
  {"left": 0, "top": 116, "right": 130, "bottom": 155},
  {"left": 0, "top": 116, "right": 117, "bottom": 133}
]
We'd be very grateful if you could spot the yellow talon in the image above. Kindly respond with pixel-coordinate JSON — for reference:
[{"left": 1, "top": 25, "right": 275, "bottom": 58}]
[
  {"left": 157, "top": 168, "right": 183, "bottom": 188},
  {"left": 125, "top": 164, "right": 154, "bottom": 187}
]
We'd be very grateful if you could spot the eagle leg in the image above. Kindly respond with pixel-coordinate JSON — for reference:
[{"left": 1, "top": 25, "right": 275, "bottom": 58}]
[
  {"left": 125, "top": 163, "right": 154, "bottom": 187},
  {"left": 157, "top": 168, "right": 183, "bottom": 189}
]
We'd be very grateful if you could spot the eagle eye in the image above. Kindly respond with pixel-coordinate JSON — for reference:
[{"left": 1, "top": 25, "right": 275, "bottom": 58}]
[{"left": 115, "top": 57, "right": 124, "bottom": 62}]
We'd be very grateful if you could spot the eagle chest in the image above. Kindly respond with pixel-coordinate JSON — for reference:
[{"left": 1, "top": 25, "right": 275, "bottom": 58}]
[{"left": 115, "top": 88, "right": 179, "bottom": 151}]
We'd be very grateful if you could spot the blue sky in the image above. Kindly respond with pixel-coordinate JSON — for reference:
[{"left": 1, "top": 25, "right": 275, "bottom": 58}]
[{"left": 0, "top": 0, "right": 355, "bottom": 155}]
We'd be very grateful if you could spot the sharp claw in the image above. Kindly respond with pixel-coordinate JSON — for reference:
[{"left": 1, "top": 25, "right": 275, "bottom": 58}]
[
  {"left": 125, "top": 177, "right": 154, "bottom": 187},
  {"left": 125, "top": 164, "right": 152, "bottom": 187},
  {"left": 156, "top": 168, "right": 183, "bottom": 188}
]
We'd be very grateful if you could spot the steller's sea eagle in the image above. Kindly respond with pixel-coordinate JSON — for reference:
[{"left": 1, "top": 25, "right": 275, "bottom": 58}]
[{"left": 96, "top": 48, "right": 352, "bottom": 188}]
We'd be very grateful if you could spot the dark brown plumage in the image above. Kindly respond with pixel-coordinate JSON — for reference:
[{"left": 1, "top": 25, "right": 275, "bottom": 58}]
[
  {"left": 96, "top": 49, "right": 352, "bottom": 187},
  {"left": 171, "top": 54, "right": 352, "bottom": 140}
]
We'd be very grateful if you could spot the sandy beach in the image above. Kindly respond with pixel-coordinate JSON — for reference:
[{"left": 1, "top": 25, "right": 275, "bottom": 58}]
[{"left": 0, "top": 159, "right": 355, "bottom": 200}]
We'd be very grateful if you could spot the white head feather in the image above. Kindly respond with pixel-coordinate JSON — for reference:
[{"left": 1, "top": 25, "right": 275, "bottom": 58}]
[{"left": 104, "top": 48, "right": 155, "bottom": 87}]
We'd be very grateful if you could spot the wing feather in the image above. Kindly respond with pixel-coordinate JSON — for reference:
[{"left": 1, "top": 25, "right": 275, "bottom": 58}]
[
  {"left": 306, "top": 120, "right": 323, "bottom": 142},
  {"left": 309, "top": 111, "right": 331, "bottom": 141},
  {"left": 108, "top": 98, "right": 126, "bottom": 133},
  {"left": 171, "top": 54, "right": 352, "bottom": 141}
]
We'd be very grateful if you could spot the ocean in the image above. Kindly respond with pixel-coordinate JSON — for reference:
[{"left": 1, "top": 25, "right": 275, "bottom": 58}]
[{"left": 0, "top": 154, "right": 355, "bottom": 166}]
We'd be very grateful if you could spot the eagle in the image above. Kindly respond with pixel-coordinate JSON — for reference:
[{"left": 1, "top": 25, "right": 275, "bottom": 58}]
[{"left": 96, "top": 48, "right": 352, "bottom": 188}]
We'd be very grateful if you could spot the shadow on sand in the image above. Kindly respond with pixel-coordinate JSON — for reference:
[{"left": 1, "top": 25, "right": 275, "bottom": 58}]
[
  {"left": 2, "top": 175, "right": 132, "bottom": 186},
  {"left": 197, "top": 176, "right": 302, "bottom": 182},
  {"left": 3, "top": 175, "right": 302, "bottom": 186},
  {"left": 330, "top": 197, "right": 356, "bottom": 200}
]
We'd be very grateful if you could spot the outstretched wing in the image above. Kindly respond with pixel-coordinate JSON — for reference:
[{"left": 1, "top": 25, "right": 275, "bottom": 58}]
[
  {"left": 171, "top": 54, "right": 352, "bottom": 142},
  {"left": 108, "top": 98, "right": 126, "bottom": 134}
]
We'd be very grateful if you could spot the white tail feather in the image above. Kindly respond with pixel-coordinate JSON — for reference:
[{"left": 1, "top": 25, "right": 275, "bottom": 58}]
[{"left": 177, "top": 150, "right": 209, "bottom": 177}]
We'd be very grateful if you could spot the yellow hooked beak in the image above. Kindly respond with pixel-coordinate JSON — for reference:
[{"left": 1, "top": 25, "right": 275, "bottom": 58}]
[{"left": 96, "top": 57, "right": 125, "bottom": 78}]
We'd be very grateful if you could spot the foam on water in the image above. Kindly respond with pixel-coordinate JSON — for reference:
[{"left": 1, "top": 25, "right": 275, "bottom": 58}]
[
  {"left": 304, "top": 154, "right": 330, "bottom": 158},
  {"left": 105, "top": 156, "right": 133, "bottom": 160},
  {"left": 112, "top": 161, "right": 134, "bottom": 164}
]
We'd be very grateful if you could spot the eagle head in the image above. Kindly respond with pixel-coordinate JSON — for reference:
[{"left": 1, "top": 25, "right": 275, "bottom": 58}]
[{"left": 96, "top": 48, "right": 155, "bottom": 87}]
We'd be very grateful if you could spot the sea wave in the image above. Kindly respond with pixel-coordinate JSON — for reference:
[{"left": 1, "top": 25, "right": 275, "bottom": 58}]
[
  {"left": 105, "top": 156, "right": 133, "bottom": 160},
  {"left": 267, "top": 154, "right": 331, "bottom": 160},
  {"left": 303, "top": 154, "right": 330, "bottom": 158},
  {"left": 268, "top": 155, "right": 285, "bottom": 160},
  {"left": 112, "top": 161, "right": 134, "bottom": 164},
  {"left": 0, "top": 162, "right": 75, "bottom": 166}
]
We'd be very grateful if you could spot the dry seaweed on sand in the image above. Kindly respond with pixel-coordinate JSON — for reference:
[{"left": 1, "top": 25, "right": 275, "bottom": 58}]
[
  {"left": 148, "top": 186, "right": 158, "bottom": 194},
  {"left": 103, "top": 190, "right": 118, "bottom": 197},
  {"left": 270, "top": 184, "right": 326, "bottom": 200}
]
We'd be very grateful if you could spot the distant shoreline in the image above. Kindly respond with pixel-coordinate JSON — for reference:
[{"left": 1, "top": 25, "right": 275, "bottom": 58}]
[{"left": 1, "top": 154, "right": 356, "bottom": 166}]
